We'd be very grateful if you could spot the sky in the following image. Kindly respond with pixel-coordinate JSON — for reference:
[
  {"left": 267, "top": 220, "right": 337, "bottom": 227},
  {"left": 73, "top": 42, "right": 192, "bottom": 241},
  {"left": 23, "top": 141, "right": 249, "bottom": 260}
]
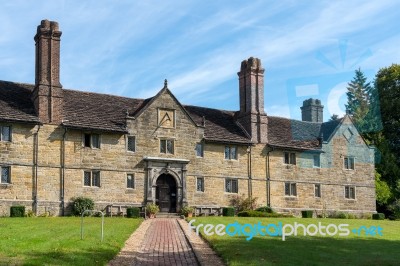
[{"left": 0, "top": 0, "right": 399, "bottom": 121}]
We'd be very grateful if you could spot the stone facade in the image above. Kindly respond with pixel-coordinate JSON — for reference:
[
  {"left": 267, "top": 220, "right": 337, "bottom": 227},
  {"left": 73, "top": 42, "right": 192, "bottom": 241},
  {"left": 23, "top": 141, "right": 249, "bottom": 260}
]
[{"left": 0, "top": 20, "right": 376, "bottom": 216}]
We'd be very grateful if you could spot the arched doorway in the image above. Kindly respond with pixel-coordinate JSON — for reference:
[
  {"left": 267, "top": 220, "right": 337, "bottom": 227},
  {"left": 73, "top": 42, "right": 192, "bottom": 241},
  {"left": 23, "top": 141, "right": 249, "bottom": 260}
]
[{"left": 156, "top": 174, "right": 177, "bottom": 213}]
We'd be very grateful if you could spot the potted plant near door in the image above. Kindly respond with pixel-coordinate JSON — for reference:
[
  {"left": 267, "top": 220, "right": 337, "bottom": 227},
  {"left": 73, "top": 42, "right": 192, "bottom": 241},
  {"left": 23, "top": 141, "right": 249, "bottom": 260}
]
[
  {"left": 181, "top": 206, "right": 195, "bottom": 218},
  {"left": 146, "top": 203, "right": 159, "bottom": 219}
]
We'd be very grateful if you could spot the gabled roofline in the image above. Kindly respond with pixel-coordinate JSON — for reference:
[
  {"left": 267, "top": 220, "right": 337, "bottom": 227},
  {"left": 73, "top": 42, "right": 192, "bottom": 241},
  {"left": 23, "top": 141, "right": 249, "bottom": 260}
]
[{"left": 131, "top": 82, "right": 200, "bottom": 128}]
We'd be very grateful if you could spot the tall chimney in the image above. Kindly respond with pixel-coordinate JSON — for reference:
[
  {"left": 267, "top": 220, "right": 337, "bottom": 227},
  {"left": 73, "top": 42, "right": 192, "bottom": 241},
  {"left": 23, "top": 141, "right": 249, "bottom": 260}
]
[
  {"left": 301, "top": 98, "right": 323, "bottom": 123},
  {"left": 31, "top": 19, "right": 63, "bottom": 124},
  {"left": 236, "top": 57, "right": 268, "bottom": 143}
]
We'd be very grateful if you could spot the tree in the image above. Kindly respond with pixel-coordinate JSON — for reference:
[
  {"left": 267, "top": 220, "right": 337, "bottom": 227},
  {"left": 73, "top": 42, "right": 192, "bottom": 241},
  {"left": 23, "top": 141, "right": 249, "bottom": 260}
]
[
  {"left": 375, "top": 171, "right": 392, "bottom": 206},
  {"left": 345, "top": 68, "right": 374, "bottom": 133},
  {"left": 375, "top": 64, "right": 400, "bottom": 161},
  {"left": 329, "top": 114, "right": 340, "bottom": 121}
]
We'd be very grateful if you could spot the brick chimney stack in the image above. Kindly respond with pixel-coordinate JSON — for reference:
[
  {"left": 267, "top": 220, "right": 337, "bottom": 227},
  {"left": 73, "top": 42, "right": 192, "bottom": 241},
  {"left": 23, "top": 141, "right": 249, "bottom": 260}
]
[
  {"left": 236, "top": 57, "right": 268, "bottom": 143},
  {"left": 31, "top": 19, "right": 63, "bottom": 124}
]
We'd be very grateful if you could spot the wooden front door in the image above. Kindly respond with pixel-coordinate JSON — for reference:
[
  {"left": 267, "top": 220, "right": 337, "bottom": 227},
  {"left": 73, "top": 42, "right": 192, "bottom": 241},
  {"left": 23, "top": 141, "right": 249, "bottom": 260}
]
[{"left": 156, "top": 174, "right": 177, "bottom": 213}]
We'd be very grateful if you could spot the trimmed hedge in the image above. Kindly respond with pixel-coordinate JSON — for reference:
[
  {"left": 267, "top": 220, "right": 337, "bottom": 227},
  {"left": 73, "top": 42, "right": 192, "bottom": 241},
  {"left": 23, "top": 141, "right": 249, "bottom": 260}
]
[
  {"left": 255, "top": 206, "right": 275, "bottom": 213},
  {"left": 127, "top": 207, "right": 140, "bottom": 218},
  {"left": 223, "top": 207, "right": 235, "bottom": 217},
  {"left": 372, "top": 213, "right": 385, "bottom": 220},
  {"left": 237, "top": 210, "right": 293, "bottom": 218},
  {"left": 301, "top": 210, "right": 313, "bottom": 218},
  {"left": 10, "top": 206, "right": 25, "bottom": 217}
]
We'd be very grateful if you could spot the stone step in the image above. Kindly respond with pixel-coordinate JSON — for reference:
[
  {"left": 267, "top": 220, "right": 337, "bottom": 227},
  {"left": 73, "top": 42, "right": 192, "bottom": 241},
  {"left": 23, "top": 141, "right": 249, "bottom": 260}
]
[{"left": 155, "top": 212, "right": 181, "bottom": 218}]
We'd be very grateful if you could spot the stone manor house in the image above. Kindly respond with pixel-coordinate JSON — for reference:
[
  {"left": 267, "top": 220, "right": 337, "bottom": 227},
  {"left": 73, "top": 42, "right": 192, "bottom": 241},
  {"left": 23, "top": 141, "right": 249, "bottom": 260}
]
[{"left": 0, "top": 20, "right": 376, "bottom": 216}]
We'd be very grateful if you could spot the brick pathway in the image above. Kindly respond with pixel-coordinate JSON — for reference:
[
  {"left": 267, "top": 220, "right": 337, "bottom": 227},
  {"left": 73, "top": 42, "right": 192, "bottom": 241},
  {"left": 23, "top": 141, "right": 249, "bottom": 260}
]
[{"left": 135, "top": 218, "right": 198, "bottom": 266}]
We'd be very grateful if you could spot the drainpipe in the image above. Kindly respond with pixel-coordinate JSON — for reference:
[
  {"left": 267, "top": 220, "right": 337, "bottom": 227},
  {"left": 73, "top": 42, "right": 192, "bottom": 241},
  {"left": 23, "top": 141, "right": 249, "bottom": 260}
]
[
  {"left": 248, "top": 145, "right": 253, "bottom": 198},
  {"left": 33, "top": 125, "right": 41, "bottom": 215},
  {"left": 61, "top": 127, "right": 67, "bottom": 216},
  {"left": 266, "top": 146, "right": 274, "bottom": 207}
]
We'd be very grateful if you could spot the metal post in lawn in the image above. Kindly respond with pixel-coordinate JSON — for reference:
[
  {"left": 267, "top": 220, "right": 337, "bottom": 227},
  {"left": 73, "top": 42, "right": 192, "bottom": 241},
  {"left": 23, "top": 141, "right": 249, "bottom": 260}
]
[{"left": 81, "top": 210, "right": 104, "bottom": 242}]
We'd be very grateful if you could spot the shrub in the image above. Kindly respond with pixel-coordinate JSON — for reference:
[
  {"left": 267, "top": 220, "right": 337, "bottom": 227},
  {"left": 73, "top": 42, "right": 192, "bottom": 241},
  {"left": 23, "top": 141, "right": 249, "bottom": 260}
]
[
  {"left": 237, "top": 210, "right": 294, "bottom": 218},
  {"left": 255, "top": 206, "right": 275, "bottom": 213},
  {"left": 336, "top": 212, "right": 348, "bottom": 219},
  {"left": 71, "top": 197, "right": 94, "bottom": 216},
  {"left": 372, "top": 213, "right": 385, "bottom": 220},
  {"left": 388, "top": 199, "right": 400, "bottom": 220},
  {"left": 181, "top": 206, "right": 194, "bottom": 217},
  {"left": 301, "top": 210, "right": 313, "bottom": 218},
  {"left": 10, "top": 206, "right": 25, "bottom": 217},
  {"left": 26, "top": 210, "right": 35, "bottom": 217},
  {"left": 222, "top": 207, "right": 235, "bottom": 217},
  {"left": 347, "top": 213, "right": 356, "bottom": 219},
  {"left": 127, "top": 207, "right": 140, "bottom": 218},
  {"left": 146, "top": 203, "right": 159, "bottom": 215},
  {"left": 229, "top": 194, "right": 258, "bottom": 212}
]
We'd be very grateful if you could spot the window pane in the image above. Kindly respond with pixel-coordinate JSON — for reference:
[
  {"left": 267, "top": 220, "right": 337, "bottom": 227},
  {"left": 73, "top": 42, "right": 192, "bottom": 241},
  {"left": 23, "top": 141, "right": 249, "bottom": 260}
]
[
  {"left": 166, "top": 140, "right": 174, "bottom": 154},
  {"left": 290, "top": 153, "right": 296, "bottom": 165},
  {"left": 285, "top": 183, "right": 290, "bottom": 195},
  {"left": 315, "top": 184, "right": 321, "bottom": 197},
  {"left": 1, "top": 167, "right": 10, "bottom": 183},
  {"left": 2, "top": 126, "right": 11, "bottom": 141},
  {"left": 313, "top": 155, "right": 320, "bottom": 167},
  {"left": 231, "top": 147, "right": 237, "bottom": 160},
  {"left": 84, "top": 134, "right": 91, "bottom": 147},
  {"left": 84, "top": 172, "right": 91, "bottom": 186},
  {"left": 127, "top": 136, "right": 136, "bottom": 152},
  {"left": 92, "top": 171, "right": 100, "bottom": 187},
  {"left": 225, "top": 179, "right": 231, "bottom": 192},
  {"left": 160, "top": 140, "right": 166, "bottom": 153},
  {"left": 232, "top": 179, "right": 238, "bottom": 193},
  {"left": 196, "top": 143, "right": 203, "bottom": 157},
  {"left": 197, "top": 177, "right": 204, "bottom": 192},
  {"left": 225, "top": 146, "right": 230, "bottom": 159},
  {"left": 345, "top": 186, "right": 349, "bottom": 198},
  {"left": 344, "top": 158, "right": 349, "bottom": 169},
  {"left": 127, "top": 174, "right": 134, "bottom": 188},
  {"left": 92, "top": 134, "right": 100, "bottom": 148},
  {"left": 350, "top": 158, "right": 355, "bottom": 170},
  {"left": 350, "top": 187, "right": 355, "bottom": 199},
  {"left": 291, "top": 183, "right": 297, "bottom": 196},
  {"left": 284, "top": 152, "right": 289, "bottom": 164}
]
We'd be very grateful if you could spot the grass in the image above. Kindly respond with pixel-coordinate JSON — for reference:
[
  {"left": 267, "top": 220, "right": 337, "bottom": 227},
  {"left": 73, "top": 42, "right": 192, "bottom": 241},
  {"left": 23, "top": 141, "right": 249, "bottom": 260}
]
[
  {"left": 188, "top": 217, "right": 400, "bottom": 266},
  {"left": 0, "top": 217, "right": 142, "bottom": 265}
]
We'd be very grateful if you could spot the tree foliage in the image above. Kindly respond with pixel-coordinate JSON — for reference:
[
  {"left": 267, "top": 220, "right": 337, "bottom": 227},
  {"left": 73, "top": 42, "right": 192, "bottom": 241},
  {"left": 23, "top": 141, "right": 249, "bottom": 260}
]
[{"left": 375, "top": 171, "right": 392, "bottom": 205}]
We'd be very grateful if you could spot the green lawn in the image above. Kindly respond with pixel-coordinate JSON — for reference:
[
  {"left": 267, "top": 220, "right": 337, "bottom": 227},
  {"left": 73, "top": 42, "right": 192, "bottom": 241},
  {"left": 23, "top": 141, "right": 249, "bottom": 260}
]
[
  {"left": 188, "top": 217, "right": 400, "bottom": 266},
  {"left": 0, "top": 217, "right": 142, "bottom": 265}
]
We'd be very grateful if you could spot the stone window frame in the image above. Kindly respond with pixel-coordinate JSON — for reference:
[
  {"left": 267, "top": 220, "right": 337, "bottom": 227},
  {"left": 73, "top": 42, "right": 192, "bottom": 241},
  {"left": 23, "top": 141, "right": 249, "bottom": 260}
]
[
  {"left": 126, "top": 135, "right": 136, "bottom": 153},
  {"left": 344, "top": 185, "right": 356, "bottom": 199},
  {"left": 195, "top": 142, "right": 204, "bottom": 158},
  {"left": 0, "top": 165, "right": 11, "bottom": 184},
  {"left": 225, "top": 178, "right": 238, "bottom": 193},
  {"left": 313, "top": 154, "right": 321, "bottom": 168},
  {"left": 0, "top": 125, "right": 12, "bottom": 142},
  {"left": 224, "top": 146, "right": 238, "bottom": 160},
  {"left": 314, "top": 183, "right": 321, "bottom": 198},
  {"left": 284, "top": 152, "right": 296, "bottom": 165},
  {"left": 284, "top": 182, "right": 297, "bottom": 197},
  {"left": 126, "top": 173, "right": 135, "bottom": 189},
  {"left": 83, "top": 170, "right": 101, "bottom": 188},
  {"left": 83, "top": 133, "right": 101, "bottom": 149},
  {"left": 343, "top": 156, "right": 355, "bottom": 170},
  {"left": 196, "top": 176, "right": 204, "bottom": 192},
  {"left": 159, "top": 138, "right": 175, "bottom": 154}
]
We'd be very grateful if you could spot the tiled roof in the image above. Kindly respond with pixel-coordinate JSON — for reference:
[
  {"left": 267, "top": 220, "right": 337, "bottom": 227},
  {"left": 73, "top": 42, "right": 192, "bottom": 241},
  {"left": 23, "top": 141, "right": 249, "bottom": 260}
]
[
  {"left": 0, "top": 81, "right": 40, "bottom": 124},
  {"left": 0, "top": 80, "right": 341, "bottom": 148},
  {"left": 62, "top": 89, "right": 144, "bottom": 133},
  {"left": 268, "top": 116, "right": 337, "bottom": 151},
  {"left": 184, "top": 105, "right": 250, "bottom": 144}
]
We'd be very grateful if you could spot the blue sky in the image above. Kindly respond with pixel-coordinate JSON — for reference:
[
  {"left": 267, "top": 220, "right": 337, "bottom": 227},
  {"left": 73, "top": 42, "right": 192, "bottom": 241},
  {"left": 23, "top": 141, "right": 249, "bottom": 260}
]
[{"left": 1, "top": 1, "right": 399, "bottom": 121}]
